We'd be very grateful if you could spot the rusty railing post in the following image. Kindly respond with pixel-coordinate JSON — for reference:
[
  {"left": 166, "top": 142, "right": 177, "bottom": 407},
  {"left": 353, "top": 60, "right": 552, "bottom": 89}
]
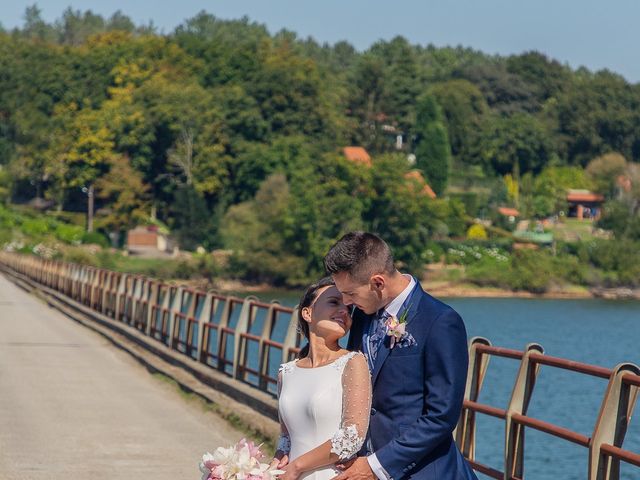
[
  {"left": 258, "top": 301, "right": 279, "bottom": 390},
  {"left": 233, "top": 296, "right": 257, "bottom": 380},
  {"left": 145, "top": 281, "right": 159, "bottom": 336},
  {"left": 504, "top": 343, "right": 544, "bottom": 480},
  {"left": 168, "top": 286, "right": 184, "bottom": 348},
  {"left": 589, "top": 363, "right": 640, "bottom": 480},
  {"left": 282, "top": 306, "right": 300, "bottom": 364},
  {"left": 456, "top": 336, "right": 492, "bottom": 460}
]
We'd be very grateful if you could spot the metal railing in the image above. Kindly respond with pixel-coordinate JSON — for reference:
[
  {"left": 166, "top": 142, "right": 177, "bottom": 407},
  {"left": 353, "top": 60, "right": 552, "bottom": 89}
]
[
  {"left": 1, "top": 251, "right": 638, "bottom": 479},
  {"left": 455, "top": 339, "right": 640, "bottom": 480},
  {"left": 0, "top": 252, "right": 301, "bottom": 395}
]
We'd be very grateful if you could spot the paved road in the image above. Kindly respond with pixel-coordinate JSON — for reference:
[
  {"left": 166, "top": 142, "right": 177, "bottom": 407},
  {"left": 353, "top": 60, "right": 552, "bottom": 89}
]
[{"left": 0, "top": 274, "right": 244, "bottom": 480}]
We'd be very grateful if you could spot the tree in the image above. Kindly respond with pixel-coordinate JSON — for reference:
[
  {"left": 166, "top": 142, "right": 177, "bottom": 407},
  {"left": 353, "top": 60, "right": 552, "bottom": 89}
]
[
  {"left": 368, "top": 36, "right": 422, "bottom": 135},
  {"left": 94, "top": 155, "right": 150, "bottom": 231},
  {"left": 586, "top": 152, "right": 627, "bottom": 198},
  {"left": 428, "top": 79, "right": 488, "bottom": 161},
  {"left": 171, "top": 184, "right": 216, "bottom": 250},
  {"left": 62, "top": 107, "right": 115, "bottom": 190},
  {"left": 21, "top": 5, "right": 56, "bottom": 42},
  {"left": 364, "top": 154, "right": 440, "bottom": 273},
  {"left": 455, "top": 62, "right": 539, "bottom": 114},
  {"left": 533, "top": 166, "right": 592, "bottom": 217},
  {"left": 58, "top": 7, "right": 106, "bottom": 46},
  {"left": 473, "top": 113, "right": 555, "bottom": 178},
  {"left": 222, "top": 174, "right": 304, "bottom": 285},
  {"left": 554, "top": 72, "right": 639, "bottom": 165},
  {"left": 348, "top": 54, "right": 388, "bottom": 152},
  {"left": 506, "top": 51, "right": 570, "bottom": 102},
  {"left": 107, "top": 11, "right": 135, "bottom": 32},
  {"left": 597, "top": 161, "right": 640, "bottom": 240},
  {"left": 413, "top": 94, "right": 451, "bottom": 194}
]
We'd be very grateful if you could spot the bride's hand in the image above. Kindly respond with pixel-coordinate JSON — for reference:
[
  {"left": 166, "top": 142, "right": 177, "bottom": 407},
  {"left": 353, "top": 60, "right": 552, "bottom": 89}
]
[
  {"left": 279, "top": 460, "right": 301, "bottom": 480},
  {"left": 277, "top": 454, "right": 289, "bottom": 469},
  {"left": 270, "top": 454, "right": 289, "bottom": 470}
]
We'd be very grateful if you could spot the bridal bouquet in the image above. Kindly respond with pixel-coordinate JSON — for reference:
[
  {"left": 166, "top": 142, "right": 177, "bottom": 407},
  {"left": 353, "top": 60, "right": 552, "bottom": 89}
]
[{"left": 199, "top": 438, "right": 284, "bottom": 480}]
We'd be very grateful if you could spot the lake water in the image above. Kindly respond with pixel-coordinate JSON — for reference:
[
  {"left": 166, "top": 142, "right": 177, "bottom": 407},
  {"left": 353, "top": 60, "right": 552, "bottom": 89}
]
[{"left": 248, "top": 292, "right": 640, "bottom": 480}]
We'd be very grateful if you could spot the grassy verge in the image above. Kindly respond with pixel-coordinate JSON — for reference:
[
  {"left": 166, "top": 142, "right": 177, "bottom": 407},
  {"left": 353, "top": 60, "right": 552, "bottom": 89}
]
[{"left": 151, "top": 372, "right": 276, "bottom": 455}]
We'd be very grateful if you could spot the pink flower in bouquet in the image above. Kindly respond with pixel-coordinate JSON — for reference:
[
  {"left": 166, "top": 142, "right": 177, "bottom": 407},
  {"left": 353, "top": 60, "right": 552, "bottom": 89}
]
[
  {"left": 199, "top": 452, "right": 223, "bottom": 480},
  {"left": 237, "top": 438, "right": 264, "bottom": 461},
  {"left": 199, "top": 439, "right": 282, "bottom": 480}
]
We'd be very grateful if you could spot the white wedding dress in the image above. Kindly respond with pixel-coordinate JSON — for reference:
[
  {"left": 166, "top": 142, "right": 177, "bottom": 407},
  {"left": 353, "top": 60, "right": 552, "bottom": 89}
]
[{"left": 277, "top": 351, "right": 372, "bottom": 480}]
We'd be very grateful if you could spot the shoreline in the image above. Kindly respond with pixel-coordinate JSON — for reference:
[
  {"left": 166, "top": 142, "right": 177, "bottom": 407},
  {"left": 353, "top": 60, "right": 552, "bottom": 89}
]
[{"left": 210, "top": 278, "right": 640, "bottom": 301}]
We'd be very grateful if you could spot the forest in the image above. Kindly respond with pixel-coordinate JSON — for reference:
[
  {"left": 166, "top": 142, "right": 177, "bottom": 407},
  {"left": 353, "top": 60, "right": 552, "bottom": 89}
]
[{"left": 0, "top": 6, "right": 639, "bottom": 290}]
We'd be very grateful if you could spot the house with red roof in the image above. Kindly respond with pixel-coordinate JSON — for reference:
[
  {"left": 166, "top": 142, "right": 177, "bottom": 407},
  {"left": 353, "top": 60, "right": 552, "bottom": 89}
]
[
  {"left": 404, "top": 170, "right": 436, "bottom": 199},
  {"left": 566, "top": 189, "right": 604, "bottom": 220},
  {"left": 342, "top": 147, "right": 372, "bottom": 167}
]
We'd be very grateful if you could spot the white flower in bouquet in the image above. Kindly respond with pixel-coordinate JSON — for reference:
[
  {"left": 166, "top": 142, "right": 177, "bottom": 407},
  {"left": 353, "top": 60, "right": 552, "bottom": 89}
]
[{"left": 199, "top": 438, "right": 284, "bottom": 480}]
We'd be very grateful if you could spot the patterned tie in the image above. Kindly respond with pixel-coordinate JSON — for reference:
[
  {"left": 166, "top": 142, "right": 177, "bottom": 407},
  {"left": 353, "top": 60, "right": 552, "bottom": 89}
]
[{"left": 366, "top": 310, "right": 389, "bottom": 370}]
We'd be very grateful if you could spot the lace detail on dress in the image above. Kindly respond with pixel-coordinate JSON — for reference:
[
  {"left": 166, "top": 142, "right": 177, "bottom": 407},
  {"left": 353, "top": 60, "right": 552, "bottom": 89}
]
[
  {"left": 279, "top": 361, "right": 295, "bottom": 375},
  {"left": 276, "top": 433, "right": 291, "bottom": 454},
  {"left": 330, "top": 424, "right": 364, "bottom": 460},
  {"left": 332, "top": 351, "right": 371, "bottom": 461},
  {"left": 331, "top": 351, "right": 360, "bottom": 371}
]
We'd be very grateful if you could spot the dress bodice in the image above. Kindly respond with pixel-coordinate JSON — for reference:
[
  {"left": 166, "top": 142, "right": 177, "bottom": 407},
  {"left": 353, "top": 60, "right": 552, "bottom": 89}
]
[{"left": 277, "top": 352, "right": 371, "bottom": 480}]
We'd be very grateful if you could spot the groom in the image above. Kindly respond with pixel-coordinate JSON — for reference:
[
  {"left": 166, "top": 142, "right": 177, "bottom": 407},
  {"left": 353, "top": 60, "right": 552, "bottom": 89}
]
[{"left": 324, "top": 232, "right": 477, "bottom": 480}]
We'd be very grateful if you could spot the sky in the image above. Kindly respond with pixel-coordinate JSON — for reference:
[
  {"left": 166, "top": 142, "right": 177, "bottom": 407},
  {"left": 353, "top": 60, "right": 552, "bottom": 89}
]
[{"left": 3, "top": 0, "right": 639, "bottom": 83}]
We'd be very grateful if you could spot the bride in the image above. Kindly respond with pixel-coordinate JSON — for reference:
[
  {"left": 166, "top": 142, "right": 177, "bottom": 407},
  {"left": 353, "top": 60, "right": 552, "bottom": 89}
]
[{"left": 271, "top": 277, "right": 371, "bottom": 480}]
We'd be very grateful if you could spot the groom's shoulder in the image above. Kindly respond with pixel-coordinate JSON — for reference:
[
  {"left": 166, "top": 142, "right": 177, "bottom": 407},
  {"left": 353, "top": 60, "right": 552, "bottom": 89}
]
[{"left": 414, "top": 283, "right": 463, "bottom": 321}]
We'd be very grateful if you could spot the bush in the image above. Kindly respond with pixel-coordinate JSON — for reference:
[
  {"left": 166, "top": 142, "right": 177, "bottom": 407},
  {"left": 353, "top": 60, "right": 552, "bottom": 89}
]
[
  {"left": 586, "top": 240, "right": 640, "bottom": 287},
  {"left": 228, "top": 250, "right": 307, "bottom": 287},
  {"left": 444, "top": 243, "right": 510, "bottom": 266},
  {"left": 421, "top": 241, "right": 444, "bottom": 264},
  {"left": 0, "top": 228, "right": 11, "bottom": 245},
  {"left": 502, "top": 250, "right": 553, "bottom": 293},
  {"left": 465, "top": 256, "right": 505, "bottom": 282},
  {"left": 194, "top": 254, "right": 221, "bottom": 281},
  {"left": 448, "top": 192, "right": 484, "bottom": 218},
  {"left": 466, "top": 249, "right": 587, "bottom": 293},
  {"left": 95, "top": 250, "right": 117, "bottom": 270},
  {"left": 0, "top": 205, "right": 19, "bottom": 228},
  {"left": 82, "top": 231, "right": 110, "bottom": 248},
  {"left": 467, "top": 224, "right": 488, "bottom": 240},
  {"left": 63, "top": 248, "right": 97, "bottom": 266},
  {"left": 21, "top": 218, "right": 51, "bottom": 237},
  {"left": 55, "top": 224, "right": 84, "bottom": 244},
  {"left": 172, "top": 260, "right": 196, "bottom": 279},
  {"left": 550, "top": 253, "right": 587, "bottom": 285}
]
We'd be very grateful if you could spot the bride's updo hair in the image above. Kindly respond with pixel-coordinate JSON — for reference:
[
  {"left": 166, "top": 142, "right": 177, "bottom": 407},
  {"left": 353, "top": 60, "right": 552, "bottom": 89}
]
[{"left": 296, "top": 276, "right": 335, "bottom": 358}]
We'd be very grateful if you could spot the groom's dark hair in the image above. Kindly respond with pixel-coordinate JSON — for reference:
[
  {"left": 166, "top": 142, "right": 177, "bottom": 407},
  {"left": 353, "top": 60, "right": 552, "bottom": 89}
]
[{"left": 324, "top": 231, "right": 395, "bottom": 283}]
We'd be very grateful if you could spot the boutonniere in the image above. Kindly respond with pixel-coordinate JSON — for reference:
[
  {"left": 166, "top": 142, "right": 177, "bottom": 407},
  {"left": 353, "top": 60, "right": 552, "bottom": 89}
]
[{"left": 385, "top": 307, "right": 417, "bottom": 349}]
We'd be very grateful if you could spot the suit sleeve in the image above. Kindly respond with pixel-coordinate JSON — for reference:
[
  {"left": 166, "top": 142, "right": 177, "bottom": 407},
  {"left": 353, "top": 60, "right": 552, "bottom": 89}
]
[{"left": 374, "top": 309, "right": 469, "bottom": 479}]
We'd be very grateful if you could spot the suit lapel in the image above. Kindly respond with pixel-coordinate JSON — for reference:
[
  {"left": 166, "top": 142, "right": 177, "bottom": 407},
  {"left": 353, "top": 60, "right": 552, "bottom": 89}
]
[
  {"left": 371, "top": 335, "right": 391, "bottom": 385},
  {"left": 360, "top": 314, "right": 372, "bottom": 351},
  {"left": 371, "top": 281, "right": 424, "bottom": 386}
]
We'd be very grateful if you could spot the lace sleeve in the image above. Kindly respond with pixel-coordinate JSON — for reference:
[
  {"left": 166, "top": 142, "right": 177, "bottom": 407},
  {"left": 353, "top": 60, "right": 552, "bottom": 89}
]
[
  {"left": 330, "top": 352, "right": 372, "bottom": 460},
  {"left": 276, "top": 368, "right": 291, "bottom": 455}
]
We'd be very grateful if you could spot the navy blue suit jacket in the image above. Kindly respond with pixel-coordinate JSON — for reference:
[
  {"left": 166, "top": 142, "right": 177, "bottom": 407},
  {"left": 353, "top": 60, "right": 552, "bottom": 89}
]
[{"left": 348, "top": 281, "right": 477, "bottom": 480}]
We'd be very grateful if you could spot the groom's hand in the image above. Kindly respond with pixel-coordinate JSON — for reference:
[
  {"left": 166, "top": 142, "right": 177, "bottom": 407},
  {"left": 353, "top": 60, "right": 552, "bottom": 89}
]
[
  {"left": 331, "top": 457, "right": 375, "bottom": 480},
  {"left": 335, "top": 458, "right": 355, "bottom": 471}
]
